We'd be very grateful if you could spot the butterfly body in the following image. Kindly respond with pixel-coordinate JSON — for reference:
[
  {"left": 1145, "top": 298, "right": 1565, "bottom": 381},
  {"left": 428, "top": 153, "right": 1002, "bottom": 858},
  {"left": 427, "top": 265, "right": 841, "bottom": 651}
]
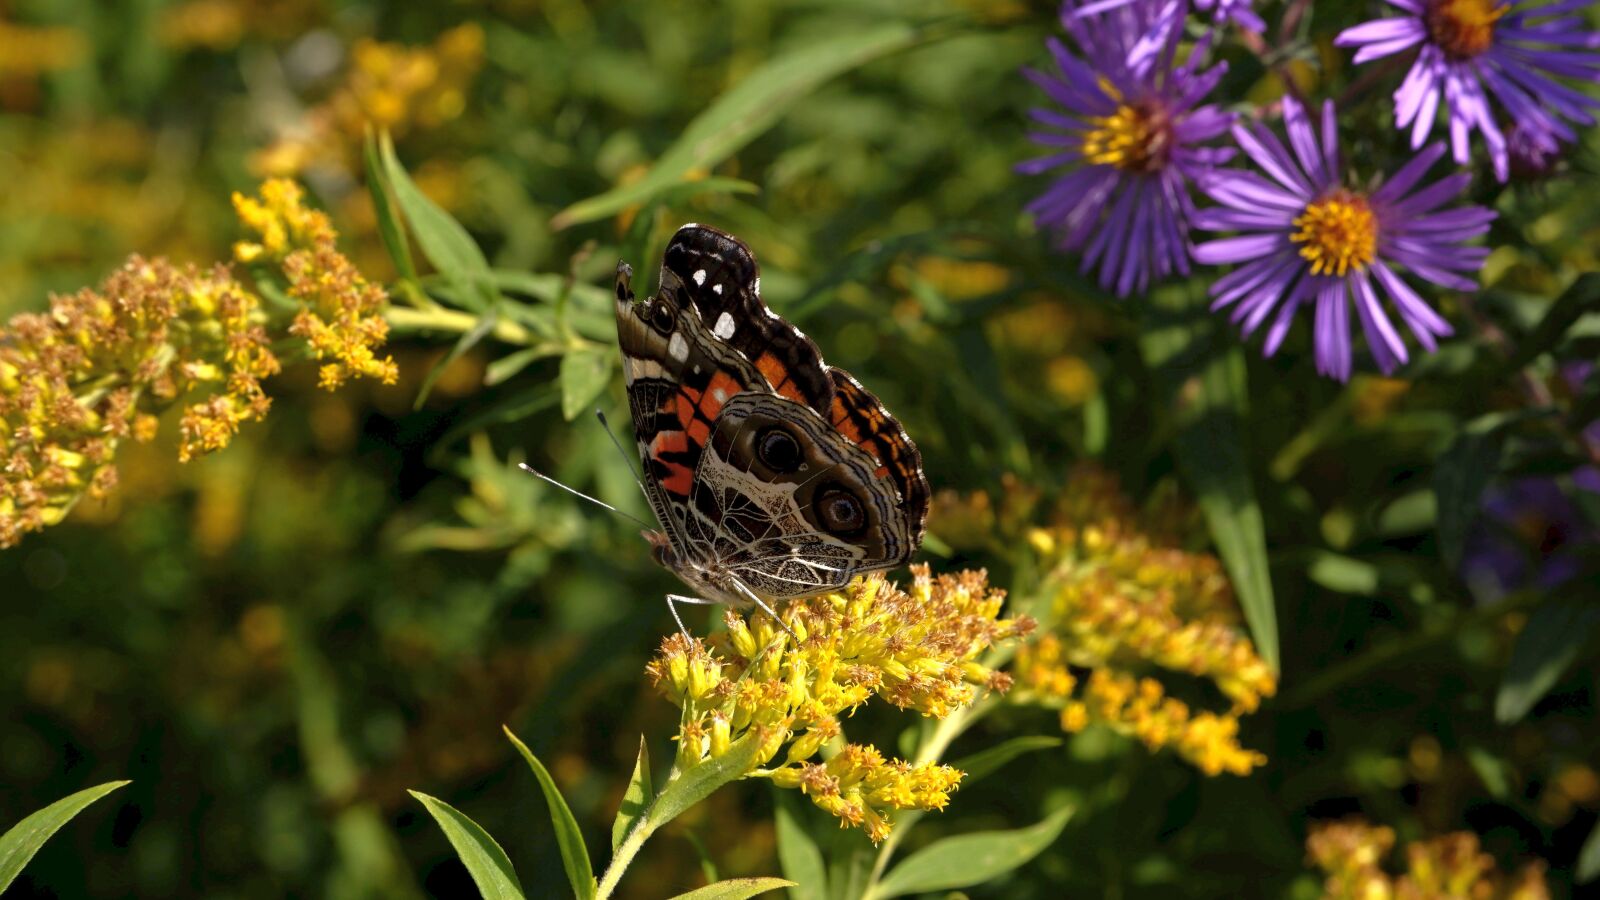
[{"left": 616, "top": 225, "right": 929, "bottom": 615}]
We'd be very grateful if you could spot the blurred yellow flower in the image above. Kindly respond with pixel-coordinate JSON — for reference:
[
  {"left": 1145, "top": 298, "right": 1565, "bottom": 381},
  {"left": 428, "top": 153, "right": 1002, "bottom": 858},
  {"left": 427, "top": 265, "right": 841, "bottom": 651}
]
[
  {"left": 646, "top": 567, "right": 1033, "bottom": 842},
  {"left": 233, "top": 179, "right": 397, "bottom": 388},
  {"left": 1307, "top": 819, "right": 1549, "bottom": 900},
  {"left": 1012, "top": 463, "right": 1276, "bottom": 775},
  {"left": 0, "top": 19, "right": 86, "bottom": 79},
  {"left": 252, "top": 23, "right": 485, "bottom": 178}
]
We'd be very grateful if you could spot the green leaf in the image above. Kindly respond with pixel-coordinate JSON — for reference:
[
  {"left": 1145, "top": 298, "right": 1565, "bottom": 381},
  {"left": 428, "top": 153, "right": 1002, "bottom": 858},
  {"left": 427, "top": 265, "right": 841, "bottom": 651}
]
[
  {"left": 561, "top": 347, "right": 614, "bottom": 422},
  {"left": 1506, "top": 272, "right": 1600, "bottom": 370},
  {"left": 551, "top": 23, "right": 924, "bottom": 229},
  {"left": 0, "top": 781, "right": 130, "bottom": 892},
  {"left": 948, "top": 736, "right": 1063, "bottom": 784},
  {"left": 379, "top": 131, "right": 499, "bottom": 311},
  {"left": 1140, "top": 282, "right": 1278, "bottom": 671},
  {"left": 408, "top": 791, "right": 525, "bottom": 900},
  {"left": 362, "top": 129, "right": 417, "bottom": 283},
  {"left": 646, "top": 733, "right": 765, "bottom": 834},
  {"left": 484, "top": 345, "right": 566, "bottom": 387},
  {"left": 1495, "top": 598, "right": 1600, "bottom": 724},
  {"left": 667, "top": 877, "right": 797, "bottom": 900},
  {"left": 612, "top": 737, "right": 653, "bottom": 853},
  {"left": 415, "top": 308, "right": 497, "bottom": 410},
  {"left": 774, "top": 791, "right": 827, "bottom": 900},
  {"left": 1434, "top": 428, "right": 1505, "bottom": 570},
  {"left": 1578, "top": 816, "right": 1600, "bottom": 884},
  {"left": 503, "top": 726, "right": 596, "bottom": 900},
  {"left": 872, "top": 805, "right": 1074, "bottom": 898}
]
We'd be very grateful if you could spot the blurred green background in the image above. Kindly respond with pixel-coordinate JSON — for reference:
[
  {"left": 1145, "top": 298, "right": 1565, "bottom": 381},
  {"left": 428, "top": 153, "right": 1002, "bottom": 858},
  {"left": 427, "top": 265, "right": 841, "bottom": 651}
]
[{"left": 2, "top": 0, "right": 1599, "bottom": 897}]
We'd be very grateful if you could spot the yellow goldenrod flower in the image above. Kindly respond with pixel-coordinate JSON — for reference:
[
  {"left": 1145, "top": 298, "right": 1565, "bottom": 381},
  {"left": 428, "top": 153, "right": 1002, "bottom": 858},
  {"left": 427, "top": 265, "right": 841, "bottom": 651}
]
[
  {"left": 0, "top": 257, "right": 279, "bottom": 547},
  {"left": 1306, "top": 819, "right": 1549, "bottom": 900},
  {"left": 233, "top": 179, "right": 398, "bottom": 388},
  {"left": 0, "top": 19, "right": 86, "bottom": 78},
  {"left": 1010, "top": 463, "right": 1276, "bottom": 775},
  {"left": 645, "top": 567, "right": 1033, "bottom": 842}
]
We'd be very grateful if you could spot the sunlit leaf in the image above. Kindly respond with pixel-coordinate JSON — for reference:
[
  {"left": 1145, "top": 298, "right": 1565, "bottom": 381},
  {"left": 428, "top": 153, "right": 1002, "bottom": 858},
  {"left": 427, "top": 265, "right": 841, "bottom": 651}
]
[
  {"left": 666, "top": 877, "right": 797, "bottom": 900},
  {"left": 561, "top": 346, "right": 614, "bottom": 422},
  {"left": 408, "top": 791, "right": 525, "bottom": 900},
  {"left": 872, "top": 805, "right": 1074, "bottom": 898},
  {"left": 1140, "top": 282, "right": 1278, "bottom": 671},
  {"left": 646, "top": 734, "right": 764, "bottom": 834},
  {"left": 362, "top": 129, "right": 417, "bottom": 283},
  {"left": 503, "top": 727, "right": 597, "bottom": 900},
  {"left": 415, "top": 308, "right": 497, "bottom": 410},
  {"left": 551, "top": 24, "right": 925, "bottom": 229},
  {"left": 612, "top": 737, "right": 653, "bottom": 853},
  {"left": 379, "top": 131, "right": 499, "bottom": 311},
  {"left": 0, "top": 781, "right": 130, "bottom": 893}
]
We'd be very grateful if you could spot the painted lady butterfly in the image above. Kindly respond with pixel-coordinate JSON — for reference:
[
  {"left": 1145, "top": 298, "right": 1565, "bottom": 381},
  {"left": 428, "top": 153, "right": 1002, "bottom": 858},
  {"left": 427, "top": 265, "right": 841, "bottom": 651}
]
[{"left": 615, "top": 224, "right": 930, "bottom": 632}]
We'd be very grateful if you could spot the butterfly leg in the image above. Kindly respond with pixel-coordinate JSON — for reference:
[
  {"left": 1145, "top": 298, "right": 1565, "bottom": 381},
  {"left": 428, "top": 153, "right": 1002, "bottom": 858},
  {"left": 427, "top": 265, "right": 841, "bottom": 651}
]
[
  {"left": 665, "top": 593, "right": 719, "bottom": 642},
  {"left": 729, "top": 580, "right": 799, "bottom": 641}
]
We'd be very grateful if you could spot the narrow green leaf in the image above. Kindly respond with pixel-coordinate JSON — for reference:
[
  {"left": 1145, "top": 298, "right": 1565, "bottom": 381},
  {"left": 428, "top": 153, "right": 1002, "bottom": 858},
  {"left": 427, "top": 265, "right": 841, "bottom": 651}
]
[
  {"left": 1495, "top": 598, "right": 1600, "bottom": 724},
  {"left": 1578, "top": 816, "right": 1600, "bottom": 884},
  {"left": 1140, "top": 283, "right": 1278, "bottom": 671},
  {"left": 0, "top": 781, "right": 130, "bottom": 892},
  {"left": 561, "top": 347, "right": 614, "bottom": 422},
  {"left": 551, "top": 24, "right": 922, "bottom": 229},
  {"left": 948, "top": 736, "right": 1063, "bottom": 784},
  {"left": 414, "top": 309, "right": 497, "bottom": 410},
  {"left": 667, "top": 877, "right": 797, "bottom": 900},
  {"left": 484, "top": 345, "right": 566, "bottom": 387},
  {"left": 612, "top": 737, "right": 653, "bottom": 853},
  {"left": 872, "top": 805, "right": 1074, "bottom": 898},
  {"left": 647, "top": 733, "right": 765, "bottom": 833},
  {"left": 1434, "top": 429, "right": 1505, "bottom": 570},
  {"left": 503, "top": 726, "right": 596, "bottom": 900},
  {"left": 379, "top": 132, "right": 499, "bottom": 311},
  {"left": 408, "top": 791, "right": 525, "bottom": 900},
  {"left": 774, "top": 791, "right": 827, "bottom": 900},
  {"left": 362, "top": 129, "right": 417, "bottom": 283}
]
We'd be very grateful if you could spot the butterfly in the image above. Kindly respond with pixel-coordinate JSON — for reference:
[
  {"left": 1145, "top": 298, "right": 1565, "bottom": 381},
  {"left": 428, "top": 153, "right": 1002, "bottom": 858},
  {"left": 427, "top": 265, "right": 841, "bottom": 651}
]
[{"left": 613, "top": 224, "right": 930, "bottom": 634}]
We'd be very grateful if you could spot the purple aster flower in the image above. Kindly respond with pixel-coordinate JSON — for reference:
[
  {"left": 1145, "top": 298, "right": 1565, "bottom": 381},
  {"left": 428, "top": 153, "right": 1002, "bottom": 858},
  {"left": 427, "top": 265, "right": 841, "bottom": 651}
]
[
  {"left": 1334, "top": 1, "right": 1600, "bottom": 182},
  {"left": 1079, "top": 0, "right": 1265, "bottom": 33},
  {"left": 1462, "top": 477, "right": 1598, "bottom": 603},
  {"left": 1018, "top": 1, "right": 1236, "bottom": 298},
  {"left": 1192, "top": 96, "right": 1495, "bottom": 381}
]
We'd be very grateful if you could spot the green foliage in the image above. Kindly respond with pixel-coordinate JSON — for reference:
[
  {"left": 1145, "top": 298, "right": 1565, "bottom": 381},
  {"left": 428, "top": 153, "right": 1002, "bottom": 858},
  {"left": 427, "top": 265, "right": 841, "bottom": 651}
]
[
  {"left": 0, "top": 782, "right": 128, "bottom": 893},
  {"left": 505, "top": 727, "right": 597, "bottom": 900},
  {"left": 869, "top": 805, "right": 1074, "bottom": 898},
  {"left": 409, "top": 791, "right": 526, "bottom": 900}
]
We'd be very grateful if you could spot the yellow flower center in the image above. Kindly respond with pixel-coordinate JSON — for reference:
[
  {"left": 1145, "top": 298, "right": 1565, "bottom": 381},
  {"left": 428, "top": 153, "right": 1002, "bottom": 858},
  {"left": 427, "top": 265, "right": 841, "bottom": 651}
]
[
  {"left": 1082, "top": 102, "right": 1168, "bottom": 172},
  {"left": 1425, "top": 0, "right": 1507, "bottom": 60},
  {"left": 1291, "top": 192, "right": 1379, "bottom": 277}
]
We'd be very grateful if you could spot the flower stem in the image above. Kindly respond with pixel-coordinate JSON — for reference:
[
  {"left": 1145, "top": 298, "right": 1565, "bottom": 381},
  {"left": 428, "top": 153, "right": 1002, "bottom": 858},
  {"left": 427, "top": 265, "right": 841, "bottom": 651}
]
[
  {"left": 384, "top": 305, "right": 537, "bottom": 346},
  {"left": 595, "top": 817, "right": 655, "bottom": 900}
]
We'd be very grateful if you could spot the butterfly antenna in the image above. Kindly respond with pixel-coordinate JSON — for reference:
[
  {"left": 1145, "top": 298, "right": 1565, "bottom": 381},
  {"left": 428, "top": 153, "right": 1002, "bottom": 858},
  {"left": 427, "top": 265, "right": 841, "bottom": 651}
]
[
  {"left": 517, "top": 463, "right": 654, "bottom": 530},
  {"left": 595, "top": 408, "right": 650, "bottom": 501}
]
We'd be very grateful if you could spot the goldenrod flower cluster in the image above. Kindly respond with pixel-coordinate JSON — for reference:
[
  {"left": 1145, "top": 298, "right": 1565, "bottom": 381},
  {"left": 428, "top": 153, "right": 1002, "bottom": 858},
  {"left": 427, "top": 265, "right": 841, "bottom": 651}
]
[
  {"left": 1010, "top": 464, "right": 1276, "bottom": 776},
  {"left": 645, "top": 567, "right": 1033, "bottom": 842},
  {"left": 233, "top": 180, "right": 397, "bottom": 389},
  {"left": 252, "top": 24, "right": 484, "bottom": 177},
  {"left": 1306, "top": 819, "right": 1549, "bottom": 900},
  {"left": 0, "top": 18, "right": 85, "bottom": 79},
  {"left": 0, "top": 257, "right": 278, "bottom": 547}
]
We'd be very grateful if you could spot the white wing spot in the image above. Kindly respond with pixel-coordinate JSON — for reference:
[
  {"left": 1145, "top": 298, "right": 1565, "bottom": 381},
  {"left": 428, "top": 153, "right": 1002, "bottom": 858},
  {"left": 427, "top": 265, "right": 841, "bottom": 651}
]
[
  {"left": 712, "top": 284, "right": 723, "bottom": 295},
  {"left": 754, "top": 276, "right": 761, "bottom": 295},
  {"left": 713, "top": 311, "right": 736, "bottom": 339},
  {"left": 712, "top": 387, "right": 728, "bottom": 404},
  {"left": 693, "top": 269, "right": 707, "bottom": 286},
  {"left": 668, "top": 331, "right": 689, "bottom": 362}
]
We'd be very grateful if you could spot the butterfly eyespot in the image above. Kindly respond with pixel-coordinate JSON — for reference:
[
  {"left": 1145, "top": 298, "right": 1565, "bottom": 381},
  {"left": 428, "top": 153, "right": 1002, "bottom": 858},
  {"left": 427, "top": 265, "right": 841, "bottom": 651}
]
[
  {"left": 756, "top": 426, "right": 802, "bottom": 473},
  {"left": 649, "top": 299, "right": 675, "bottom": 334},
  {"left": 817, "top": 485, "right": 865, "bottom": 536}
]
